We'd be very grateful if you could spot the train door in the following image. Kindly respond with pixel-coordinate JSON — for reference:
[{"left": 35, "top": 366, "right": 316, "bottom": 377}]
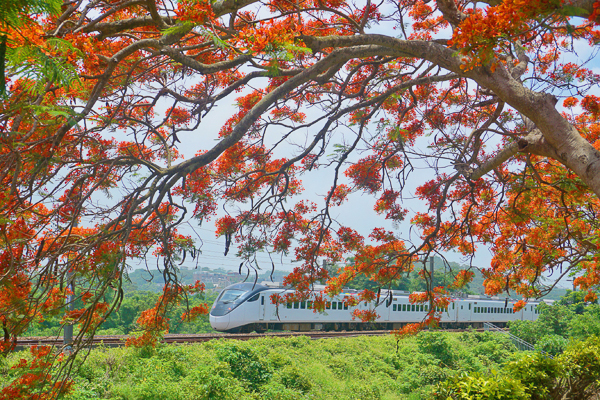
[
  {"left": 383, "top": 297, "right": 392, "bottom": 321},
  {"left": 259, "top": 295, "right": 265, "bottom": 321},
  {"left": 467, "top": 302, "right": 472, "bottom": 322}
]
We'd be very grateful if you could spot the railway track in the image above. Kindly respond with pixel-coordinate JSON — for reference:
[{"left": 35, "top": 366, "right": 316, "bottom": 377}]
[{"left": 16, "top": 328, "right": 485, "bottom": 348}]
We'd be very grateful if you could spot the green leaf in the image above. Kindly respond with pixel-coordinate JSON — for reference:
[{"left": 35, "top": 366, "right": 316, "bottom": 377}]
[
  {"left": 557, "top": 5, "right": 589, "bottom": 17},
  {"left": 162, "top": 21, "right": 195, "bottom": 36}
]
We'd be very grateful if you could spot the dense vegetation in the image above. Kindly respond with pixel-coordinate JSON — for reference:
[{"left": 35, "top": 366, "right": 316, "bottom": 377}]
[
  {"left": 509, "top": 291, "right": 600, "bottom": 355},
  {"left": 25, "top": 290, "right": 219, "bottom": 337},
  {"left": 0, "top": 332, "right": 523, "bottom": 400},
  {"left": 4, "top": 330, "right": 599, "bottom": 400}
]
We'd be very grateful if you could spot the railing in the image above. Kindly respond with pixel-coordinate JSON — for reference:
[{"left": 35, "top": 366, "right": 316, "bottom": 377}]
[{"left": 483, "top": 322, "right": 552, "bottom": 357}]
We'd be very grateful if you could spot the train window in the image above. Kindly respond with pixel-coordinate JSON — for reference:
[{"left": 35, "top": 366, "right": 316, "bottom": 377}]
[
  {"left": 402, "top": 304, "right": 406, "bottom": 312},
  {"left": 452, "top": 303, "right": 455, "bottom": 309},
  {"left": 332, "top": 302, "right": 337, "bottom": 310},
  {"left": 420, "top": 305, "right": 424, "bottom": 312},
  {"left": 294, "top": 302, "right": 299, "bottom": 309},
  {"left": 338, "top": 302, "right": 343, "bottom": 310},
  {"left": 326, "top": 302, "right": 331, "bottom": 309},
  {"left": 261, "top": 296, "right": 265, "bottom": 305},
  {"left": 301, "top": 301, "right": 306, "bottom": 309},
  {"left": 461, "top": 305, "right": 463, "bottom": 310},
  {"left": 424, "top": 305, "right": 428, "bottom": 311},
  {"left": 344, "top": 303, "right": 348, "bottom": 310},
  {"left": 248, "top": 293, "right": 260, "bottom": 302},
  {"left": 287, "top": 302, "right": 292, "bottom": 309},
  {"left": 469, "top": 303, "right": 472, "bottom": 310},
  {"left": 364, "top": 302, "right": 368, "bottom": 307},
  {"left": 412, "top": 304, "right": 416, "bottom": 312},
  {"left": 393, "top": 304, "right": 397, "bottom": 311},
  {"left": 307, "top": 301, "right": 313, "bottom": 309}
]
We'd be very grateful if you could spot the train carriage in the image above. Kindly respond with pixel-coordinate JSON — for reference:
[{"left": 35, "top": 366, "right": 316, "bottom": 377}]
[{"left": 209, "top": 282, "right": 547, "bottom": 332}]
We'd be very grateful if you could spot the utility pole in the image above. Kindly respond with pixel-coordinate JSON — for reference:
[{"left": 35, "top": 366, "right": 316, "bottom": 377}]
[
  {"left": 429, "top": 257, "right": 434, "bottom": 282},
  {"left": 64, "top": 221, "right": 76, "bottom": 350},
  {"left": 63, "top": 273, "right": 74, "bottom": 348}
]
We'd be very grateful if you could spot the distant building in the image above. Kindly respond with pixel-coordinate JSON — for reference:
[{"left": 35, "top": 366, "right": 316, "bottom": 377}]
[{"left": 193, "top": 270, "right": 245, "bottom": 289}]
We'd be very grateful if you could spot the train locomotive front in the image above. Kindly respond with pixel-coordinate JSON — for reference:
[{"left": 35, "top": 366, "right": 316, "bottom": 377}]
[{"left": 209, "top": 282, "right": 270, "bottom": 331}]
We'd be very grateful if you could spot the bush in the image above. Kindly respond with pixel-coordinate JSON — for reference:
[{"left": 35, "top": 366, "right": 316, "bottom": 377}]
[
  {"left": 215, "top": 342, "right": 272, "bottom": 391},
  {"left": 567, "top": 304, "right": 600, "bottom": 340},
  {"left": 259, "top": 382, "right": 306, "bottom": 400},
  {"left": 509, "top": 320, "right": 550, "bottom": 345},
  {"left": 416, "top": 331, "right": 455, "bottom": 366},
  {"left": 555, "top": 336, "right": 600, "bottom": 399},
  {"left": 503, "top": 353, "right": 560, "bottom": 400},
  {"left": 434, "top": 336, "right": 600, "bottom": 400},
  {"left": 534, "top": 334, "right": 568, "bottom": 356},
  {"left": 431, "top": 371, "right": 530, "bottom": 400},
  {"left": 277, "top": 365, "right": 312, "bottom": 393},
  {"left": 347, "top": 381, "right": 381, "bottom": 400},
  {"left": 180, "top": 363, "right": 248, "bottom": 400}
]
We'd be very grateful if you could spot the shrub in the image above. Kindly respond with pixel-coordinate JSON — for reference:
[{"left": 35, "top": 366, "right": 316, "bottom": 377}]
[
  {"left": 180, "top": 363, "right": 248, "bottom": 400},
  {"left": 278, "top": 365, "right": 312, "bottom": 393},
  {"left": 347, "top": 381, "right": 381, "bottom": 400},
  {"left": 555, "top": 336, "right": 600, "bottom": 399},
  {"left": 534, "top": 334, "right": 568, "bottom": 356},
  {"left": 215, "top": 342, "right": 272, "bottom": 391},
  {"left": 431, "top": 371, "right": 530, "bottom": 400},
  {"left": 416, "top": 331, "right": 455, "bottom": 366},
  {"left": 503, "top": 353, "right": 560, "bottom": 400},
  {"left": 260, "top": 382, "right": 305, "bottom": 400}
]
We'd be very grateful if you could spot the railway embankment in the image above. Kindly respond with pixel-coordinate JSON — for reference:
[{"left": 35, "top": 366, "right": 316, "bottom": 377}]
[{"left": 0, "top": 330, "right": 572, "bottom": 399}]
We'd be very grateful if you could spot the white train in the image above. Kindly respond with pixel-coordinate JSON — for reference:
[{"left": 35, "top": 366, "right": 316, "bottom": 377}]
[{"left": 209, "top": 282, "right": 548, "bottom": 332}]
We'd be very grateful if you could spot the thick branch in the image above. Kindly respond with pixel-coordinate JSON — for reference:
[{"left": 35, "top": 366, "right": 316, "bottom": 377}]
[{"left": 301, "top": 34, "right": 600, "bottom": 198}]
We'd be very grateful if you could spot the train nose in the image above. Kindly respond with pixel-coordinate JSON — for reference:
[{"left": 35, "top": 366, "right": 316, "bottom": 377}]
[{"left": 209, "top": 313, "right": 230, "bottom": 331}]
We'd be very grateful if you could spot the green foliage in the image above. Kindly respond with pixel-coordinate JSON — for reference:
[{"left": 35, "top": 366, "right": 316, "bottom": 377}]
[
  {"left": 508, "top": 291, "right": 600, "bottom": 353},
  {"left": 416, "top": 331, "right": 456, "bottom": 366},
  {"left": 556, "top": 336, "right": 600, "bottom": 399},
  {"left": 434, "top": 336, "right": 600, "bottom": 400},
  {"left": 432, "top": 371, "right": 530, "bottom": 400},
  {"left": 567, "top": 304, "right": 600, "bottom": 340},
  {"left": 7, "top": 38, "right": 81, "bottom": 95},
  {"left": 0, "top": 0, "right": 66, "bottom": 96},
  {"left": 9, "top": 331, "right": 528, "bottom": 400},
  {"left": 534, "top": 334, "right": 568, "bottom": 356},
  {"left": 455, "top": 330, "right": 516, "bottom": 367},
  {"left": 556, "top": 290, "right": 591, "bottom": 314},
  {"left": 25, "top": 289, "right": 219, "bottom": 336},
  {"left": 0, "top": 0, "right": 61, "bottom": 27},
  {"left": 509, "top": 319, "right": 550, "bottom": 346},
  {"left": 215, "top": 342, "right": 272, "bottom": 391},
  {"left": 277, "top": 365, "right": 312, "bottom": 393},
  {"left": 259, "top": 382, "right": 306, "bottom": 400},
  {"left": 503, "top": 353, "right": 560, "bottom": 400}
]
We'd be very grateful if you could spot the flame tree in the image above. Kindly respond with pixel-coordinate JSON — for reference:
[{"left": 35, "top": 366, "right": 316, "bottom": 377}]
[{"left": 2, "top": 0, "right": 600, "bottom": 395}]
